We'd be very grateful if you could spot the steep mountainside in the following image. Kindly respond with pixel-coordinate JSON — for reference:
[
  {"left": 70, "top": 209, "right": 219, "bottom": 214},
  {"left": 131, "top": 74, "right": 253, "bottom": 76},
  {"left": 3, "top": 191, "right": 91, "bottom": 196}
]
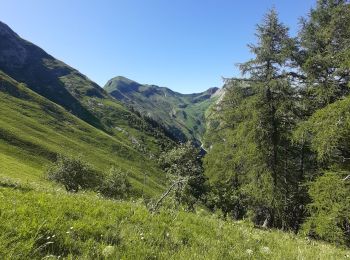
[
  {"left": 0, "top": 21, "right": 174, "bottom": 157},
  {"left": 105, "top": 76, "right": 221, "bottom": 143},
  {"left": 0, "top": 70, "right": 166, "bottom": 196},
  {"left": 0, "top": 21, "right": 176, "bottom": 196}
]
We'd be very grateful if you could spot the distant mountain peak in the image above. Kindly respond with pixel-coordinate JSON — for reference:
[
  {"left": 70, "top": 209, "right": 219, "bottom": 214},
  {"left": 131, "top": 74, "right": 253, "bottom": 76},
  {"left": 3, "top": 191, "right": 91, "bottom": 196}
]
[
  {"left": 104, "top": 75, "right": 221, "bottom": 143},
  {"left": 204, "top": 87, "right": 219, "bottom": 96},
  {"left": 109, "top": 76, "right": 139, "bottom": 85}
]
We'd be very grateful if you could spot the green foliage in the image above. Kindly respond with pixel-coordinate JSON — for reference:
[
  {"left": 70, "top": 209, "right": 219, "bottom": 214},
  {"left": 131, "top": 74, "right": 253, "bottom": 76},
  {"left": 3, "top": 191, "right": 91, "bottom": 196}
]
[
  {"left": 294, "top": 96, "right": 350, "bottom": 167},
  {"left": 99, "top": 167, "right": 132, "bottom": 199},
  {"left": 299, "top": 0, "right": 350, "bottom": 108},
  {"left": 204, "top": 3, "right": 350, "bottom": 241},
  {"left": 205, "top": 177, "right": 247, "bottom": 220},
  {"left": 302, "top": 172, "right": 350, "bottom": 246},
  {"left": 0, "top": 182, "right": 348, "bottom": 259},
  {"left": 205, "top": 9, "right": 304, "bottom": 230},
  {"left": 158, "top": 142, "right": 206, "bottom": 209},
  {"left": 47, "top": 154, "right": 102, "bottom": 192}
]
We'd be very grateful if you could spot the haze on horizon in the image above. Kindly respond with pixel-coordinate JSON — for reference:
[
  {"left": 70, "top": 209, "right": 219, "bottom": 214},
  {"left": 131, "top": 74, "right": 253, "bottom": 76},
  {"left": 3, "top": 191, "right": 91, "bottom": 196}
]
[{"left": 0, "top": 0, "right": 315, "bottom": 93}]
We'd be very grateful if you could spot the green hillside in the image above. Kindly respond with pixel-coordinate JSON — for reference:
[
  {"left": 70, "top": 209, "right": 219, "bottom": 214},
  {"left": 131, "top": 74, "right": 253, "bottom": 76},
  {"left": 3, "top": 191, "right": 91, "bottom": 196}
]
[
  {"left": 0, "top": 21, "right": 173, "bottom": 158},
  {"left": 1, "top": 180, "right": 349, "bottom": 259},
  {"left": 2, "top": 70, "right": 347, "bottom": 259},
  {"left": 104, "top": 76, "right": 221, "bottom": 143},
  {"left": 0, "top": 70, "right": 165, "bottom": 197}
]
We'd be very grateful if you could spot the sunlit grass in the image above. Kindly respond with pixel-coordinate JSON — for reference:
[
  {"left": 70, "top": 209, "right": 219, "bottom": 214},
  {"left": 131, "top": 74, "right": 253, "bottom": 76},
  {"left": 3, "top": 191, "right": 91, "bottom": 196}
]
[
  {"left": 0, "top": 180, "right": 349, "bottom": 260},
  {"left": 0, "top": 71, "right": 165, "bottom": 197}
]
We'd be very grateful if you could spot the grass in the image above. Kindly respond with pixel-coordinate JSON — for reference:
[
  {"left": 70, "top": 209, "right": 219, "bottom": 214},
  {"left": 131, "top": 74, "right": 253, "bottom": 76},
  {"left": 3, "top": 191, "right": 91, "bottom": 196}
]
[
  {"left": 1, "top": 76, "right": 349, "bottom": 260},
  {"left": 0, "top": 71, "right": 166, "bottom": 197},
  {"left": 0, "top": 179, "right": 349, "bottom": 260}
]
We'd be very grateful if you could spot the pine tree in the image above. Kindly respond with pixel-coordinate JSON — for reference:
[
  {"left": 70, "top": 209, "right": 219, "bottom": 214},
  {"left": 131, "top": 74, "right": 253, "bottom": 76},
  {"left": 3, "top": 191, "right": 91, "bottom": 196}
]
[
  {"left": 219, "top": 9, "right": 303, "bottom": 229},
  {"left": 299, "top": 0, "right": 350, "bottom": 109}
]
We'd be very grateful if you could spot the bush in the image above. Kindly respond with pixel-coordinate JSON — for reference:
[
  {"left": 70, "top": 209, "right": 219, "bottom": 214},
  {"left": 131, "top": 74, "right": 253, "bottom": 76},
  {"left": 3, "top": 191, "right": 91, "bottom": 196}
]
[
  {"left": 99, "top": 167, "right": 131, "bottom": 199},
  {"left": 47, "top": 154, "right": 102, "bottom": 192},
  {"left": 302, "top": 172, "right": 350, "bottom": 246},
  {"left": 158, "top": 142, "right": 206, "bottom": 210}
]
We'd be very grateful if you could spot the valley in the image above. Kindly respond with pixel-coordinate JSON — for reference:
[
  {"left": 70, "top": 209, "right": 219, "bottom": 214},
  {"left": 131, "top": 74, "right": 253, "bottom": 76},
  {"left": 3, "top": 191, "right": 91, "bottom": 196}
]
[{"left": 0, "top": 0, "right": 350, "bottom": 258}]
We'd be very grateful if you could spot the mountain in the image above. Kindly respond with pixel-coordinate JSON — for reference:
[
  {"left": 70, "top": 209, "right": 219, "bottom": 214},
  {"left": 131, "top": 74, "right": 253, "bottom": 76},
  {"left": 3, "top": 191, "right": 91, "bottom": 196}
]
[
  {"left": 105, "top": 76, "right": 221, "bottom": 143},
  {"left": 0, "top": 21, "right": 105, "bottom": 129},
  {"left": 0, "top": 21, "right": 174, "bottom": 196},
  {"left": 0, "top": 70, "right": 167, "bottom": 196},
  {"left": 0, "top": 21, "right": 175, "bottom": 152}
]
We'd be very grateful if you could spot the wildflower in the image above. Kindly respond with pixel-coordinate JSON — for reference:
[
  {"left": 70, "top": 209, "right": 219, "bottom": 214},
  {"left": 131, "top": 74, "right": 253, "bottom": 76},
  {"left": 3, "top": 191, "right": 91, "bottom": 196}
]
[
  {"left": 246, "top": 249, "right": 253, "bottom": 255},
  {"left": 102, "top": 245, "right": 116, "bottom": 257},
  {"left": 46, "top": 236, "right": 51, "bottom": 240},
  {"left": 166, "top": 232, "right": 170, "bottom": 237},
  {"left": 140, "top": 232, "right": 144, "bottom": 240},
  {"left": 66, "top": 231, "right": 70, "bottom": 234},
  {"left": 261, "top": 246, "right": 270, "bottom": 254},
  {"left": 70, "top": 226, "right": 74, "bottom": 230}
]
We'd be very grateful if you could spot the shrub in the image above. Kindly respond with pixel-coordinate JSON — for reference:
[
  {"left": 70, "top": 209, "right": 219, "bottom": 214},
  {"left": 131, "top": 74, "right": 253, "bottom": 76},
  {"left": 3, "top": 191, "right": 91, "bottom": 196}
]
[
  {"left": 158, "top": 142, "right": 206, "bottom": 210},
  {"left": 99, "top": 167, "right": 131, "bottom": 199},
  {"left": 302, "top": 172, "right": 350, "bottom": 246},
  {"left": 47, "top": 154, "right": 102, "bottom": 192}
]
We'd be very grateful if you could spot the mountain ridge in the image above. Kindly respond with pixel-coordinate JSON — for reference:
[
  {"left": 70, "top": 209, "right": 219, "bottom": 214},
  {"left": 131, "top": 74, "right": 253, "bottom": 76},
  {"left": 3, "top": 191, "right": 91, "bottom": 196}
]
[
  {"left": 0, "top": 20, "right": 176, "bottom": 196},
  {"left": 104, "top": 76, "right": 222, "bottom": 143},
  {"left": 0, "top": 20, "right": 175, "bottom": 154}
]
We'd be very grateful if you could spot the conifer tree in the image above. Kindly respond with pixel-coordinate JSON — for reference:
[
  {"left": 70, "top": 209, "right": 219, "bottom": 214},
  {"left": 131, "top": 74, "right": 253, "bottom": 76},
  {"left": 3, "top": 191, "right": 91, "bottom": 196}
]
[
  {"left": 218, "top": 9, "right": 303, "bottom": 229},
  {"left": 299, "top": 0, "right": 350, "bottom": 109}
]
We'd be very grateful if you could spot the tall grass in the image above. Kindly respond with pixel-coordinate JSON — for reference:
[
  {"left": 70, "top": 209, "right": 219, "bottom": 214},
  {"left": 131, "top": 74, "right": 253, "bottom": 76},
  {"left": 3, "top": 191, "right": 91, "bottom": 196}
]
[{"left": 0, "top": 179, "right": 348, "bottom": 259}]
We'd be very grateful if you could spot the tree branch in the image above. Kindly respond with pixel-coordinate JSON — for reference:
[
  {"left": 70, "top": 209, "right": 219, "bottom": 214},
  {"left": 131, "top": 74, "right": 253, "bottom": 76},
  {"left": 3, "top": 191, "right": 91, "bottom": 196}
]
[{"left": 150, "top": 178, "right": 188, "bottom": 213}]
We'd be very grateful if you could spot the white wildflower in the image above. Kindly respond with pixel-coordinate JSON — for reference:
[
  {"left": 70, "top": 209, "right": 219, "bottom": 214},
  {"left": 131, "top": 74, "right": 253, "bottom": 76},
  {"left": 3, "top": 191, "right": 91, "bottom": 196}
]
[
  {"left": 140, "top": 232, "right": 144, "bottom": 240},
  {"left": 261, "top": 246, "right": 270, "bottom": 254},
  {"left": 246, "top": 249, "right": 253, "bottom": 255},
  {"left": 102, "top": 245, "right": 116, "bottom": 257}
]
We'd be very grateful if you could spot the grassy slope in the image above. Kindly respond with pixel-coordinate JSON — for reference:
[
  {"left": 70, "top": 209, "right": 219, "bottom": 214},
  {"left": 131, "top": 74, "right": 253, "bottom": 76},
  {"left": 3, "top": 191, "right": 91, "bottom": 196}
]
[
  {"left": 1, "top": 181, "right": 349, "bottom": 260},
  {"left": 0, "top": 71, "right": 165, "bottom": 196},
  {"left": 0, "top": 21, "right": 173, "bottom": 159}
]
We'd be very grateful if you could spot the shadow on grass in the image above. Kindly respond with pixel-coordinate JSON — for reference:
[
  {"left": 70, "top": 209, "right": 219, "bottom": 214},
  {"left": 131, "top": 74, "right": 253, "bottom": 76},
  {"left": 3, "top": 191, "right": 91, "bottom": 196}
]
[{"left": 0, "top": 178, "right": 32, "bottom": 192}]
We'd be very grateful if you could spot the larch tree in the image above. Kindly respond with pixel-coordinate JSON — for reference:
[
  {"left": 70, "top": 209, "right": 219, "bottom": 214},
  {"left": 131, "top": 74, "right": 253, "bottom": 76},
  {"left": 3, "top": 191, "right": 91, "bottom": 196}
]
[
  {"left": 299, "top": 0, "right": 350, "bottom": 109},
  {"left": 223, "top": 9, "right": 303, "bottom": 229}
]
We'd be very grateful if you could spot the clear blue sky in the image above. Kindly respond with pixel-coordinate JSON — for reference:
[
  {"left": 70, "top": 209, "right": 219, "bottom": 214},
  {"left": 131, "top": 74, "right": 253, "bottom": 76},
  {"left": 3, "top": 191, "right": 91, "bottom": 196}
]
[{"left": 0, "top": 0, "right": 315, "bottom": 93}]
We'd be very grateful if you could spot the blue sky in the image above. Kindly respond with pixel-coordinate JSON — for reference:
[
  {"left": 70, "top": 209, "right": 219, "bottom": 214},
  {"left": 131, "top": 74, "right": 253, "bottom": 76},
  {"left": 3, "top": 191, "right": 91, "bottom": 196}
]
[{"left": 0, "top": 0, "right": 315, "bottom": 93}]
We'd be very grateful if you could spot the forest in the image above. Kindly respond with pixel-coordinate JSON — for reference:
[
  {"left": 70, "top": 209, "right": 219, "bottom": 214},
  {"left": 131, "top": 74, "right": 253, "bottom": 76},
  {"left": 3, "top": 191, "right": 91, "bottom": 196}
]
[{"left": 204, "top": 0, "right": 350, "bottom": 246}]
